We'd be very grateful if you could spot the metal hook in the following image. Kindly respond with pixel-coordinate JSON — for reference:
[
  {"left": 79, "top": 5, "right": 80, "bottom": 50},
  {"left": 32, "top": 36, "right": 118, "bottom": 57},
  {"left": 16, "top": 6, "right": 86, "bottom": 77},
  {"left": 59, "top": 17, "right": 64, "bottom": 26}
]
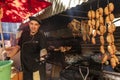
[
  {"left": 79, "top": 66, "right": 89, "bottom": 80},
  {"left": 97, "top": 0, "right": 99, "bottom": 8}
]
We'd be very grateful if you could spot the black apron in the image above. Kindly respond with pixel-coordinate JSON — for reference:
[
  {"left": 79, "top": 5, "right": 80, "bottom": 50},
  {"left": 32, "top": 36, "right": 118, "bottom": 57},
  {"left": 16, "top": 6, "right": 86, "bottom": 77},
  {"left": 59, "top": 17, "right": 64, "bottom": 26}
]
[{"left": 18, "top": 30, "right": 47, "bottom": 80}]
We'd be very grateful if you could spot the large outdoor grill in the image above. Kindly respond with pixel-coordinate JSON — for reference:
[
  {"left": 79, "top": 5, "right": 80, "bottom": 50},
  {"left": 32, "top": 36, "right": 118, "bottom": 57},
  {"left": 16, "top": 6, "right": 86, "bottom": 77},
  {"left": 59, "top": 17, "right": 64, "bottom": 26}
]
[{"left": 45, "top": 24, "right": 120, "bottom": 80}]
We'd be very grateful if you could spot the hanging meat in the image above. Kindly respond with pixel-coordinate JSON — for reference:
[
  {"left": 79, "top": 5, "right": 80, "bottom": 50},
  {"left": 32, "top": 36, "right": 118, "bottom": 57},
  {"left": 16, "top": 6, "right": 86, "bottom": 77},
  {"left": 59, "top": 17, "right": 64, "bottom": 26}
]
[
  {"left": 91, "top": 36, "right": 96, "bottom": 44},
  {"left": 108, "top": 2, "right": 114, "bottom": 13},
  {"left": 110, "top": 55, "right": 119, "bottom": 68},
  {"left": 109, "top": 13, "right": 115, "bottom": 21},
  {"left": 106, "top": 33, "right": 114, "bottom": 44},
  {"left": 111, "top": 44, "right": 117, "bottom": 54},
  {"left": 81, "top": 20, "right": 90, "bottom": 42},
  {"left": 88, "top": 20, "right": 92, "bottom": 26},
  {"left": 100, "top": 35, "right": 105, "bottom": 45},
  {"left": 96, "top": 30, "right": 101, "bottom": 35},
  {"left": 110, "top": 57, "right": 116, "bottom": 68},
  {"left": 88, "top": 10, "right": 95, "bottom": 19},
  {"left": 67, "top": 19, "right": 81, "bottom": 37},
  {"left": 107, "top": 45, "right": 114, "bottom": 55},
  {"left": 89, "top": 27, "right": 93, "bottom": 35},
  {"left": 105, "top": 15, "right": 111, "bottom": 24},
  {"left": 96, "top": 19, "right": 100, "bottom": 30},
  {"left": 92, "top": 29, "right": 97, "bottom": 37},
  {"left": 104, "top": 6, "right": 109, "bottom": 15},
  {"left": 102, "top": 54, "right": 108, "bottom": 64},
  {"left": 98, "top": 7, "right": 104, "bottom": 16},
  {"left": 99, "top": 16, "right": 104, "bottom": 25},
  {"left": 96, "top": 9, "right": 100, "bottom": 19},
  {"left": 91, "top": 19, "right": 96, "bottom": 26},
  {"left": 112, "top": 55, "right": 119, "bottom": 64},
  {"left": 100, "top": 45, "right": 105, "bottom": 54},
  {"left": 108, "top": 23, "right": 116, "bottom": 33},
  {"left": 99, "top": 25, "right": 106, "bottom": 35}
]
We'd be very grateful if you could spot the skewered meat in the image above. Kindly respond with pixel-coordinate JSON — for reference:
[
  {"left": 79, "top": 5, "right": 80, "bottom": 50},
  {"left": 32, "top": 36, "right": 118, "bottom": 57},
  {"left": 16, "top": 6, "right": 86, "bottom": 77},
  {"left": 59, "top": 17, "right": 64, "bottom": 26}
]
[
  {"left": 107, "top": 33, "right": 114, "bottom": 44},
  {"left": 105, "top": 15, "right": 111, "bottom": 24},
  {"left": 83, "top": 35, "right": 87, "bottom": 41},
  {"left": 96, "top": 9, "right": 100, "bottom": 19},
  {"left": 88, "top": 10, "right": 95, "bottom": 19},
  {"left": 111, "top": 33, "right": 115, "bottom": 43},
  {"left": 67, "top": 19, "right": 81, "bottom": 34},
  {"left": 92, "top": 29, "right": 97, "bottom": 37},
  {"left": 88, "top": 20, "right": 92, "bottom": 26},
  {"left": 111, "top": 23, "right": 116, "bottom": 32},
  {"left": 110, "top": 57, "right": 116, "bottom": 68},
  {"left": 88, "top": 10, "right": 92, "bottom": 19},
  {"left": 112, "top": 55, "right": 119, "bottom": 64},
  {"left": 102, "top": 54, "right": 108, "bottom": 63},
  {"left": 91, "top": 10, "right": 95, "bottom": 19},
  {"left": 104, "top": 6, "right": 109, "bottom": 15},
  {"left": 86, "top": 24, "right": 90, "bottom": 41},
  {"left": 89, "top": 27, "right": 93, "bottom": 35},
  {"left": 109, "top": 13, "right": 115, "bottom": 21},
  {"left": 99, "top": 16, "right": 104, "bottom": 24},
  {"left": 108, "top": 23, "right": 116, "bottom": 33},
  {"left": 108, "top": 2, "right": 114, "bottom": 13},
  {"left": 106, "top": 34, "right": 112, "bottom": 43},
  {"left": 81, "top": 20, "right": 90, "bottom": 42},
  {"left": 100, "top": 25, "right": 106, "bottom": 35},
  {"left": 96, "top": 19, "right": 100, "bottom": 29},
  {"left": 112, "top": 44, "right": 117, "bottom": 53},
  {"left": 92, "top": 37, "right": 96, "bottom": 44},
  {"left": 107, "top": 45, "right": 114, "bottom": 55},
  {"left": 91, "top": 19, "right": 95, "bottom": 26},
  {"left": 98, "top": 7, "right": 104, "bottom": 16},
  {"left": 100, "top": 45, "right": 105, "bottom": 54},
  {"left": 100, "top": 36, "right": 105, "bottom": 45},
  {"left": 96, "top": 30, "right": 101, "bottom": 35}
]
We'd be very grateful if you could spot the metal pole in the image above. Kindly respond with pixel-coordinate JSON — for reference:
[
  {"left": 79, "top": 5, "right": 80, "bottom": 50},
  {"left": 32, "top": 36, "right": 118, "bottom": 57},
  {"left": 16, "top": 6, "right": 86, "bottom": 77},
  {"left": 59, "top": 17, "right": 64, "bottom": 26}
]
[
  {"left": 0, "top": 7, "right": 5, "bottom": 49},
  {"left": 0, "top": 21, "right": 5, "bottom": 49}
]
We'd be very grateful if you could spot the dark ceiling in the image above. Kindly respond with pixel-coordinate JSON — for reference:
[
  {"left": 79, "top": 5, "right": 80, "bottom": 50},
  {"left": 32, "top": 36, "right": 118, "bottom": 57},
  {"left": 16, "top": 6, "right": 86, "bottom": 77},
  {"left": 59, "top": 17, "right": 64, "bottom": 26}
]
[
  {"left": 61, "top": 0, "right": 120, "bottom": 18},
  {"left": 41, "top": 0, "right": 120, "bottom": 32}
]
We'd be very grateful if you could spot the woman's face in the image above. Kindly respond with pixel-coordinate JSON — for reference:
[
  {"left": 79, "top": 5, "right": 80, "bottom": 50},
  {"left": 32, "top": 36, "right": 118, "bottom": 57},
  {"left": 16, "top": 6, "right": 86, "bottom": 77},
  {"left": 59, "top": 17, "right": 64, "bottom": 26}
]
[{"left": 29, "top": 20, "right": 40, "bottom": 34}]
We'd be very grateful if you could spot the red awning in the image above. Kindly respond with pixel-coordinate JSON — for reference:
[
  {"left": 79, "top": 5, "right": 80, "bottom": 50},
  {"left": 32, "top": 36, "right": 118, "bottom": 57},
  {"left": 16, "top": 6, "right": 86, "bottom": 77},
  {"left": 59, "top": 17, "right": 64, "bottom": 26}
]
[{"left": 0, "top": 0, "right": 51, "bottom": 22}]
